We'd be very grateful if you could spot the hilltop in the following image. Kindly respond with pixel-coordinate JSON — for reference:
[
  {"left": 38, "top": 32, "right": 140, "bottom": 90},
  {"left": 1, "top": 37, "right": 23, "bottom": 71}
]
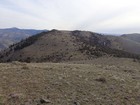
[{"left": 0, "top": 30, "right": 139, "bottom": 62}]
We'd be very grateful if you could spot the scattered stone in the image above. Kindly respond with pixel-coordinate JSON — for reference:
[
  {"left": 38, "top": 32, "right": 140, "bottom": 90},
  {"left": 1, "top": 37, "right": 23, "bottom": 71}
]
[
  {"left": 40, "top": 98, "right": 51, "bottom": 104},
  {"left": 78, "top": 75, "right": 82, "bottom": 78},
  {"left": 9, "top": 93, "right": 23, "bottom": 99},
  {"left": 73, "top": 101, "right": 80, "bottom": 105},
  {"left": 83, "top": 98, "right": 89, "bottom": 102}
]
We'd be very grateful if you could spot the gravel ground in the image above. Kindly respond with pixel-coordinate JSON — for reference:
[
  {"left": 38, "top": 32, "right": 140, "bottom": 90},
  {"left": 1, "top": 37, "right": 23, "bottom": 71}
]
[{"left": 0, "top": 58, "right": 139, "bottom": 105}]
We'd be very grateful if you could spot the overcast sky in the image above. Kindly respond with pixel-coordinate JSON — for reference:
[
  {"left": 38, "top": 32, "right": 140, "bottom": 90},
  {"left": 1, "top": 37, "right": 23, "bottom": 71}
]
[{"left": 0, "top": 0, "right": 140, "bottom": 34}]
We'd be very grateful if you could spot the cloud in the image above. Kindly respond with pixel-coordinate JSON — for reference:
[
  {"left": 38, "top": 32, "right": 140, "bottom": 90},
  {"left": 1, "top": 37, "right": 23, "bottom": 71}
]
[{"left": 0, "top": 0, "right": 140, "bottom": 33}]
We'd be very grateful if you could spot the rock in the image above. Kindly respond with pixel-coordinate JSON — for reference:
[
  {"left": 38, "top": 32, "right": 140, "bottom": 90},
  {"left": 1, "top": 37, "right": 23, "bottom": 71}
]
[
  {"left": 95, "top": 77, "right": 106, "bottom": 83},
  {"left": 40, "top": 98, "right": 51, "bottom": 104},
  {"left": 73, "top": 101, "right": 80, "bottom": 105},
  {"left": 78, "top": 75, "right": 82, "bottom": 78},
  {"left": 83, "top": 98, "right": 89, "bottom": 102},
  {"left": 9, "top": 93, "right": 23, "bottom": 99}
]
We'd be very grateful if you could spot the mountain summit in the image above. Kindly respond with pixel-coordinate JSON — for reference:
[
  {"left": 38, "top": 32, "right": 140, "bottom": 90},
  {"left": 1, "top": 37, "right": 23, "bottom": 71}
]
[{"left": 0, "top": 30, "right": 139, "bottom": 62}]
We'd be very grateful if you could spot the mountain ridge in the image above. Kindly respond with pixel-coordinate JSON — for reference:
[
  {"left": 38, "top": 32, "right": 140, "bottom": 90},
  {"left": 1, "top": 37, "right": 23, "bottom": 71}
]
[
  {"left": 0, "top": 30, "right": 139, "bottom": 63},
  {"left": 106, "top": 34, "right": 140, "bottom": 54},
  {"left": 0, "top": 27, "right": 47, "bottom": 50}
]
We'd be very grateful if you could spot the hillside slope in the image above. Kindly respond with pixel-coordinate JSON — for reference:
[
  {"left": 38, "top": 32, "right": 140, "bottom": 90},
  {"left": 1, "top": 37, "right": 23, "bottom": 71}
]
[
  {"left": 0, "top": 27, "right": 45, "bottom": 50},
  {"left": 121, "top": 33, "right": 140, "bottom": 43},
  {"left": 106, "top": 35, "right": 140, "bottom": 54},
  {"left": 0, "top": 30, "right": 139, "bottom": 62}
]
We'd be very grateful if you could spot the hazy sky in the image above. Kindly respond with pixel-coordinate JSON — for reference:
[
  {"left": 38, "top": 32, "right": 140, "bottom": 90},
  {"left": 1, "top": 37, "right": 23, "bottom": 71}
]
[{"left": 0, "top": 0, "right": 140, "bottom": 34}]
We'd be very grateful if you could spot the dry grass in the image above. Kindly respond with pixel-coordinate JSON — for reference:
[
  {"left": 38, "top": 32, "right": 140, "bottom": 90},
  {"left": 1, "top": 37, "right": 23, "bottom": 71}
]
[{"left": 0, "top": 58, "right": 139, "bottom": 105}]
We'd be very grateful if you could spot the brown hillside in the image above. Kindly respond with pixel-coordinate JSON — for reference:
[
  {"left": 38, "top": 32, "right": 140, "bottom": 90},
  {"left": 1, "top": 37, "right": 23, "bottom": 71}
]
[
  {"left": 0, "top": 30, "right": 139, "bottom": 62},
  {"left": 121, "top": 33, "right": 140, "bottom": 43},
  {"left": 106, "top": 35, "right": 140, "bottom": 54}
]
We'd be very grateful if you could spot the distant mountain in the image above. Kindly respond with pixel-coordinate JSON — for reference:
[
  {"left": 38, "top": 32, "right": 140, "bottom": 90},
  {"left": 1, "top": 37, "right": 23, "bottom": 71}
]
[
  {"left": 0, "top": 30, "right": 139, "bottom": 63},
  {"left": 106, "top": 34, "right": 140, "bottom": 54},
  {"left": 0, "top": 27, "right": 46, "bottom": 50},
  {"left": 121, "top": 33, "right": 140, "bottom": 43}
]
